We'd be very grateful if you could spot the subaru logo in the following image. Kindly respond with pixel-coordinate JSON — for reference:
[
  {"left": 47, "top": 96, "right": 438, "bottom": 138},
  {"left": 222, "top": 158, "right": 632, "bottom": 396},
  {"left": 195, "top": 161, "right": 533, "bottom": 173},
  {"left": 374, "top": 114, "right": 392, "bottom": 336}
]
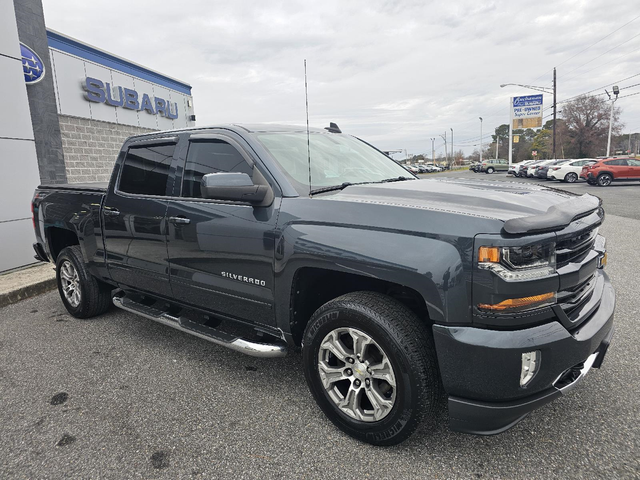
[{"left": 20, "top": 43, "right": 45, "bottom": 85}]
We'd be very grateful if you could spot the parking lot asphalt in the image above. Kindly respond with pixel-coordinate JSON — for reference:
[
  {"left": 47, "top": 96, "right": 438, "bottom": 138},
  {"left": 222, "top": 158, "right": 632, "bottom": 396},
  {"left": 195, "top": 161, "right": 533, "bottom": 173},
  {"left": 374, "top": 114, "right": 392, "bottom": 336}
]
[{"left": 1, "top": 171, "right": 639, "bottom": 479}]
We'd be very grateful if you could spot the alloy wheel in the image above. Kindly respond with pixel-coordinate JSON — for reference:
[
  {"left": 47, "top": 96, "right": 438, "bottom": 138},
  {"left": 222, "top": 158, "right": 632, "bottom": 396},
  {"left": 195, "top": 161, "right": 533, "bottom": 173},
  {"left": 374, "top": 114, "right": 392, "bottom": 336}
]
[
  {"left": 598, "top": 174, "right": 612, "bottom": 186},
  {"left": 317, "top": 327, "right": 397, "bottom": 422},
  {"left": 60, "top": 260, "right": 81, "bottom": 307},
  {"left": 565, "top": 172, "right": 578, "bottom": 183}
]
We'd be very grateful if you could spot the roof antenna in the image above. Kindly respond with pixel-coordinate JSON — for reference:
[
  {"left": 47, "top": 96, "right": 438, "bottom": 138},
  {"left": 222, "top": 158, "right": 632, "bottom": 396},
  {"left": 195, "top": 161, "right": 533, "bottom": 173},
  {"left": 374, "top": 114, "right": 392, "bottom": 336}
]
[{"left": 304, "top": 59, "right": 312, "bottom": 197}]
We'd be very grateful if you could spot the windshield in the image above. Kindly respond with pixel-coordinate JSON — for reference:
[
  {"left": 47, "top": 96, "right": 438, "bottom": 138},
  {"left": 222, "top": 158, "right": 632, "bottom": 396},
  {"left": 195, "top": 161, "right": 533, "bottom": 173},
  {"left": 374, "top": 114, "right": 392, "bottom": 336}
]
[{"left": 256, "top": 132, "right": 413, "bottom": 195}]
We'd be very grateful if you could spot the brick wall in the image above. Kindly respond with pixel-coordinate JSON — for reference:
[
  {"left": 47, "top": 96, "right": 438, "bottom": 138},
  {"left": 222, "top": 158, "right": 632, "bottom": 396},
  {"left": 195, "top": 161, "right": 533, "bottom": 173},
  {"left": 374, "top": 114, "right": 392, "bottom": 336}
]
[{"left": 58, "top": 115, "right": 156, "bottom": 183}]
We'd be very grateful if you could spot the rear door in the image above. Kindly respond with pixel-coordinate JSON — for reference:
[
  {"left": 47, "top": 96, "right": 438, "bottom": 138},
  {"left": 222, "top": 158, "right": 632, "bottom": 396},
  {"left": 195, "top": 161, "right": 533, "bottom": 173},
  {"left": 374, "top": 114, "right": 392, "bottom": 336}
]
[
  {"left": 624, "top": 158, "right": 640, "bottom": 179},
  {"left": 604, "top": 159, "right": 628, "bottom": 179},
  {"left": 165, "top": 133, "right": 280, "bottom": 325},
  {"left": 102, "top": 138, "right": 178, "bottom": 297}
]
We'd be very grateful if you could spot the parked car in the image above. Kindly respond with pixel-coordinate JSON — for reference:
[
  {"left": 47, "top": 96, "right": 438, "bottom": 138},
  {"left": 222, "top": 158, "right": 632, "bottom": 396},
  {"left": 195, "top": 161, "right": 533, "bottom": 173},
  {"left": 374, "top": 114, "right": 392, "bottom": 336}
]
[
  {"left": 548, "top": 159, "right": 597, "bottom": 183},
  {"left": 32, "top": 123, "right": 614, "bottom": 446},
  {"left": 405, "top": 164, "right": 420, "bottom": 175},
  {"left": 508, "top": 160, "right": 534, "bottom": 177},
  {"left": 581, "top": 157, "right": 640, "bottom": 186},
  {"left": 536, "top": 160, "right": 570, "bottom": 179},
  {"left": 526, "top": 160, "right": 554, "bottom": 178},
  {"left": 479, "top": 158, "right": 508, "bottom": 174},
  {"left": 416, "top": 165, "right": 428, "bottom": 173}
]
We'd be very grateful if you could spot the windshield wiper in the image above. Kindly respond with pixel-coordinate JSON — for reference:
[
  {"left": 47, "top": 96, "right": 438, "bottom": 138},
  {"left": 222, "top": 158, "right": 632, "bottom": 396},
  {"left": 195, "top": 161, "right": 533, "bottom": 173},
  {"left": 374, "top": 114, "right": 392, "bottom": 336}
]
[
  {"left": 378, "top": 176, "right": 415, "bottom": 183},
  {"left": 309, "top": 182, "right": 356, "bottom": 196},
  {"left": 309, "top": 177, "right": 414, "bottom": 196}
]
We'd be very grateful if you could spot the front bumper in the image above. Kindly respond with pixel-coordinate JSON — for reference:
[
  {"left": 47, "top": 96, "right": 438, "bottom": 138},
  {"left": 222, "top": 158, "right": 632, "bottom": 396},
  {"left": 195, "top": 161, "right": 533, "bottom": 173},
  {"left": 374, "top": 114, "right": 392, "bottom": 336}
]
[{"left": 433, "top": 270, "right": 615, "bottom": 435}]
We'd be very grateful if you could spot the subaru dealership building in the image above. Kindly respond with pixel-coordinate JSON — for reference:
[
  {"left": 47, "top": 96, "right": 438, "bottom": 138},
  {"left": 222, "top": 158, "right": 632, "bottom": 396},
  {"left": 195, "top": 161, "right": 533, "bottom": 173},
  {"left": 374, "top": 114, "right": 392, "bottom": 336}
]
[{"left": 1, "top": 0, "right": 196, "bottom": 272}]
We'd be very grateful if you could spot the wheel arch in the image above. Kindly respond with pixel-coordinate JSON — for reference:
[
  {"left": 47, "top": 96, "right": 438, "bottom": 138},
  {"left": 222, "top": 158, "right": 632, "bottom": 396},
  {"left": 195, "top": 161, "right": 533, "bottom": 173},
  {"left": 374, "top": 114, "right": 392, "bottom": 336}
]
[{"left": 287, "top": 266, "right": 433, "bottom": 346}]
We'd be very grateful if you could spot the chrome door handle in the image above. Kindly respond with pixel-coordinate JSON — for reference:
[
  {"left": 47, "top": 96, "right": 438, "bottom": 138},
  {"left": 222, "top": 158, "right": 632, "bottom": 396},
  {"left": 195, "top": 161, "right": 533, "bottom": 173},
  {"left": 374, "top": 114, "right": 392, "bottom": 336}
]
[
  {"left": 103, "top": 207, "right": 120, "bottom": 217},
  {"left": 169, "top": 216, "right": 191, "bottom": 225}
]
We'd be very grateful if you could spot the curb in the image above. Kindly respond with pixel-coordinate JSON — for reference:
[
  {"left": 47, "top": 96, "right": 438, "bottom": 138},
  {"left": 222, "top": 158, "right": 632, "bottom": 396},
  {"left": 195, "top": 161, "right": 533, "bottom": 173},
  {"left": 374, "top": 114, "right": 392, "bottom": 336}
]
[{"left": 0, "top": 265, "right": 58, "bottom": 309}]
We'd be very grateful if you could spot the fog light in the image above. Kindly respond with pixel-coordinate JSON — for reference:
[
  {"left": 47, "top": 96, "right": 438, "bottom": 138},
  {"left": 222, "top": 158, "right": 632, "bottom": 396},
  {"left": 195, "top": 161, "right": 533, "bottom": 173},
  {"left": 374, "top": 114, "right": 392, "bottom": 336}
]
[{"left": 520, "top": 351, "right": 540, "bottom": 387}]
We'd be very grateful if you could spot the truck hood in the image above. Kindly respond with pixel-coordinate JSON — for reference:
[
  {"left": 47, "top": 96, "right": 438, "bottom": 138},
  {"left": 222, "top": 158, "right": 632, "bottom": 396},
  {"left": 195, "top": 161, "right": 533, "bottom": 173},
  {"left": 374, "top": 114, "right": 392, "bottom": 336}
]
[{"left": 322, "top": 177, "right": 599, "bottom": 231}]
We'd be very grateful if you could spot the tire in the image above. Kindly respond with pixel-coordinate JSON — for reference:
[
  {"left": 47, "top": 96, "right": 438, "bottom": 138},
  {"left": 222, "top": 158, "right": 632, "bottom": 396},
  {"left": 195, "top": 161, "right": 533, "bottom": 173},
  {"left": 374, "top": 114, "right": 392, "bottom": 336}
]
[
  {"left": 56, "top": 245, "right": 112, "bottom": 318},
  {"left": 302, "top": 291, "right": 440, "bottom": 446},
  {"left": 486, "top": 167, "right": 494, "bottom": 174},
  {"left": 597, "top": 173, "right": 613, "bottom": 187},
  {"left": 564, "top": 172, "right": 578, "bottom": 183}
]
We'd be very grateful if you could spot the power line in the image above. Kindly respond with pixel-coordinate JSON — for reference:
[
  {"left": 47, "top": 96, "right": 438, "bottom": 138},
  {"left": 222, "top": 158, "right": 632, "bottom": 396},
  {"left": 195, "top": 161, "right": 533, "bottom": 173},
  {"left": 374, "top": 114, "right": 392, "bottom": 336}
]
[
  {"left": 528, "top": 14, "right": 640, "bottom": 87},
  {"left": 556, "top": 14, "right": 640, "bottom": 69},
  {"left": 559, "top": 31, "right": 640, "bottom": 81}
]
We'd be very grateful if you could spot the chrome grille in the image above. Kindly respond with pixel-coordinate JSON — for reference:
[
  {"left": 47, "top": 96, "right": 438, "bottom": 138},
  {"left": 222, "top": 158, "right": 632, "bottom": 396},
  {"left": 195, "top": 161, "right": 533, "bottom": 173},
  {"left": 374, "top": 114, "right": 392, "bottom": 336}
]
[{"left": 556, "top": 228, "right": 597, "bottom": 268}]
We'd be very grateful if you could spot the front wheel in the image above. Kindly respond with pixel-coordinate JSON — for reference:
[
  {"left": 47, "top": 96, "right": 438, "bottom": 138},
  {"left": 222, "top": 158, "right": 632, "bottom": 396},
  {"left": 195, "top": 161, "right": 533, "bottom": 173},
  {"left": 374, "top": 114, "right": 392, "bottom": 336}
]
[
  {"left": 564, "top": 172, "right": 578, "bottom": 183},
  {"left": 597, "top": 173, "right": 613, "bottom": 186},
  {"left": 486, "top": 167, "right": 494, "bottom": 174},
  {"left": 302, "top": 292, "right": 440, "bottom": 446},
  {"left": 56, "top": 246, "right": 112, "bottom": 318}
]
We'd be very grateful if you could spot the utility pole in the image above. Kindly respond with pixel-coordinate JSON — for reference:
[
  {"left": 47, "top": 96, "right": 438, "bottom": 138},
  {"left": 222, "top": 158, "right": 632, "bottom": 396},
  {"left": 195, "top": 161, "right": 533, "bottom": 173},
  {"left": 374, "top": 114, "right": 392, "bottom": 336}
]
[
  {"left": 552, "top": 67, "right": 557, "bottom": 159},
  {"left": 450, "top": 128, "right": 454, "bottom": 166},
  {"left": 605, "top": 86, "right": 619, "bottom": 157},
  {"left": 430, "top": 138, "right": 435, "bottom": 163},
  {"left": 479, "top": 117, "right": 483, "bottom": 163},
  {"left": 628, "top": 133, "right": 632, "bottom": 155},
  {"left": 440, "top": 133, "right": 448, "bottom": 165},
  {"left": 495, "top": 135, "right": 499, "bottom": 160}
]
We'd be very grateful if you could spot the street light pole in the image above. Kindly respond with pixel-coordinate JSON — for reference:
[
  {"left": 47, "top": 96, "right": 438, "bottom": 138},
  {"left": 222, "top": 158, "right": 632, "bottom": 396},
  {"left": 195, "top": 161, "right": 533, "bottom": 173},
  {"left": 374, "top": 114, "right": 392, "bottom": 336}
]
[
  {"left": 479, "top": 117, "right": 483, "bottom": 163},
  {"left": 606, "top": 86, "right": 619, "bottom": 157},
  {"left": 431, "top": 138, "right": 435, "bottom": 163}
]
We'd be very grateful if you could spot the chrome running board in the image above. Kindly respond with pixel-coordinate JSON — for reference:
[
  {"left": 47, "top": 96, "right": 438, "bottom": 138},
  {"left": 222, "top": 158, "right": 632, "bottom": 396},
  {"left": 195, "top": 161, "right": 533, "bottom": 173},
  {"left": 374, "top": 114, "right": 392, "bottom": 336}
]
[{"left": 113, "top": 295, "right": 287, "bottom": 358}]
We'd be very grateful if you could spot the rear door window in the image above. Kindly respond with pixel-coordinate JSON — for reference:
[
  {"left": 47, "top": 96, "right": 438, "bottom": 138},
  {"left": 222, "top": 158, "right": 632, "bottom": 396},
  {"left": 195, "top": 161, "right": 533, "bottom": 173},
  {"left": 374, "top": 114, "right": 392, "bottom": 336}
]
[
  {"left": 119, "top": 144, "right": 176, "bottom": 196},
  {"left": 604, "top": 159, "right": 627, "bottom": 166}
]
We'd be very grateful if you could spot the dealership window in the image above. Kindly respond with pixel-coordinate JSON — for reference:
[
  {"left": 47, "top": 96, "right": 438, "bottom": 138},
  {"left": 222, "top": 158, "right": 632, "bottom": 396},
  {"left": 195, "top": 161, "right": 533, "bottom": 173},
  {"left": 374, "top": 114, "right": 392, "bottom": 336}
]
[
  {"left": 181, "top": 140, "right": 253, "bottom": 198},
  {"left": 119, "top": 144, "right": 176, "bottom": 196}
]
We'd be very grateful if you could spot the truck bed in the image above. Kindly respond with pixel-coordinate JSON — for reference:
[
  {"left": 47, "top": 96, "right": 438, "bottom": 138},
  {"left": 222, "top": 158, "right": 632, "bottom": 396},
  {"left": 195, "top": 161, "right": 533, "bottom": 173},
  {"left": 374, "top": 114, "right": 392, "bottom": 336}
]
[{"left": 37, "top": 182, "right": 108, "bottom": 192}]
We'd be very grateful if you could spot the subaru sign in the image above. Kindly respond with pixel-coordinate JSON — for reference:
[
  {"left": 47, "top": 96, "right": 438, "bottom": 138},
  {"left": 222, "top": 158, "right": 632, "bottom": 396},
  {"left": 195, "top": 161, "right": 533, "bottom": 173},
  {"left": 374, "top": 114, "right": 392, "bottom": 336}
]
[
  {"left": 82, "top": 77, "right": 180, "bottom": 119},
  {"left": 21, "top": 43, "right": 45, "bottom": 85},
  {"left": 511, "top": 94, "right": 543, "bottom": 129}
]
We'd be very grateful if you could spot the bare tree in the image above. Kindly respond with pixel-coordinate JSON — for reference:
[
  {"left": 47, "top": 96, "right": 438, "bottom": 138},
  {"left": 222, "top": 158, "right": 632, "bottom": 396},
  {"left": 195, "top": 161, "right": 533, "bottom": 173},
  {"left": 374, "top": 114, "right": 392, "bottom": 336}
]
[{"left": 562, "top": 95, "right": 623, "bottom": 158}]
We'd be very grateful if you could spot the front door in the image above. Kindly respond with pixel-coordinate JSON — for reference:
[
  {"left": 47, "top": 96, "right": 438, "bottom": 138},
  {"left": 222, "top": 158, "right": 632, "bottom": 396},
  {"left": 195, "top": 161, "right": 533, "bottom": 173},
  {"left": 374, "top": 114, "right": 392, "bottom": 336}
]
[
  {"left": 166, "top": 134, "right": 279, "bottom": 325},
  {"left": 102, "top": 139, "right": 177, "bottom": 297}
]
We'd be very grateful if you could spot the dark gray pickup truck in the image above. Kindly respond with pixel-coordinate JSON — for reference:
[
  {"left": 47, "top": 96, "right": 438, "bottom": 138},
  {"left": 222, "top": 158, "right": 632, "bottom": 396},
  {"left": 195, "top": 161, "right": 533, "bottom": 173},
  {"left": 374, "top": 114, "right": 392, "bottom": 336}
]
[{"left": 32, "top": 124, "right": 614, "bottom": 445}]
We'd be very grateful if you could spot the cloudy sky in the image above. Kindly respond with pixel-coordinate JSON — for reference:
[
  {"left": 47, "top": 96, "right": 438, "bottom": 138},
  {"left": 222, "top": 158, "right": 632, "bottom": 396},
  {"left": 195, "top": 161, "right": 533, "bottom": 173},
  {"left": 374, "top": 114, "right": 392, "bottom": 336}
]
[{"left": 43, "top": 0, "right": 640, "bottom": 157}]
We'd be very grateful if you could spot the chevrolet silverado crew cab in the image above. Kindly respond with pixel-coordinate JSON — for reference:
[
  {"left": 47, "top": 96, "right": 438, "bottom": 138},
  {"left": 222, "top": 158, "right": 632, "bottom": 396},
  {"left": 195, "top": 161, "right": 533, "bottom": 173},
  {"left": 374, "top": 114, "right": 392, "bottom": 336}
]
[{"left": 32, "top": 124, "right": 615, "bottom": 445}]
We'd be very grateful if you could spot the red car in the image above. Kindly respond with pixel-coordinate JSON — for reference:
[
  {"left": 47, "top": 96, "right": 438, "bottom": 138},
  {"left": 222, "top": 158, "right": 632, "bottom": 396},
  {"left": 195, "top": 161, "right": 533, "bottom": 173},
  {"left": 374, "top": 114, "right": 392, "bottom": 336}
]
[{"left": 580, "top": 157, "right": 640, "bottom": 186}]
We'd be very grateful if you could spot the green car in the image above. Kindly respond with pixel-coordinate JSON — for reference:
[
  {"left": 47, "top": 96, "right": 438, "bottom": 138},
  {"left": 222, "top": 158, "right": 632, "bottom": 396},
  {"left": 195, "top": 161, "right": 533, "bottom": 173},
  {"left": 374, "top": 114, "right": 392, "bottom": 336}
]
[{"left": 479, "top": 159, "right": 508, "bottom": 174}]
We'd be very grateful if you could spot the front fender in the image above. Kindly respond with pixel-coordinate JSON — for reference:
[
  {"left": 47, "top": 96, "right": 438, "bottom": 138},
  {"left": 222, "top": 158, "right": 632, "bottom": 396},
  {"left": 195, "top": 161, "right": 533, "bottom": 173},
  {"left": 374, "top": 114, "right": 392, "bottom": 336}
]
[{"left": 274, "top": 222, "right": 472, "bottom": 333}]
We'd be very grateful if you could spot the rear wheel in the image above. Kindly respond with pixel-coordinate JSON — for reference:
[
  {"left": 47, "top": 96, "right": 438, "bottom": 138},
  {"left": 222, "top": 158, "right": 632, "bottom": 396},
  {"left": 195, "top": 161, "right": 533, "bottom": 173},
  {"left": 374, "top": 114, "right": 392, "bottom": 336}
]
[
  {"left": 302, "top": 291, "right": 440, "bottom": 446},
  {"left": 597, "top": 173, "right": 613, "bottom": 187},
  {"left": 56, "top": 246, "right": 112, "bottom": 318},
  {"left": 564, "top": 172, "right": 578, "bottom": 183}
]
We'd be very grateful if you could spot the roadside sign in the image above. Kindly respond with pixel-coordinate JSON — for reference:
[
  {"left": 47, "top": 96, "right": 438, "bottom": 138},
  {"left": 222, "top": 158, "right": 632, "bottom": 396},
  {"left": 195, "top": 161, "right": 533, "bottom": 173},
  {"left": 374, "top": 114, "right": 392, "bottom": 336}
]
[
  {"left": 513, "top": 135, "right": 519, "bottom": 143},
  {"left": 511, "top": 94, "right": 543, "bottom": 129},
  {"left": 532, "top": 150, "right": 538, "bottom": 157}
]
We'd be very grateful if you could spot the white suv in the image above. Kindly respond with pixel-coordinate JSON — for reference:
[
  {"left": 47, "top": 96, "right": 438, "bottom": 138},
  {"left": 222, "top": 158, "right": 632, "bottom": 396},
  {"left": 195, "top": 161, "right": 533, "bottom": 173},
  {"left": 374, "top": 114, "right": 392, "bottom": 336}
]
[{"left": 548, "top": 159, "right": 597, "bottom": 183}]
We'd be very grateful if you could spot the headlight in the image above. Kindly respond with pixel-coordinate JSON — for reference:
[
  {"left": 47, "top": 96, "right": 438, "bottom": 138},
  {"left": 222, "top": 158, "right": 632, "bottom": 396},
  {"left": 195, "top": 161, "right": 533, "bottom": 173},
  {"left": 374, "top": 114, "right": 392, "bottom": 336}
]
[{"left": 478, "top": 244, "right": 556, "bottom": 281}]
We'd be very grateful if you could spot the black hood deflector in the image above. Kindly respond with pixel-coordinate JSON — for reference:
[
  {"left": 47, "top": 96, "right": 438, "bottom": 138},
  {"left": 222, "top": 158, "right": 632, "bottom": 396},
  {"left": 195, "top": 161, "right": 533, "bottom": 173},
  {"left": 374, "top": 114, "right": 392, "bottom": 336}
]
[{"left": 503, "top": 194, "right": 601, "bottom": 234}]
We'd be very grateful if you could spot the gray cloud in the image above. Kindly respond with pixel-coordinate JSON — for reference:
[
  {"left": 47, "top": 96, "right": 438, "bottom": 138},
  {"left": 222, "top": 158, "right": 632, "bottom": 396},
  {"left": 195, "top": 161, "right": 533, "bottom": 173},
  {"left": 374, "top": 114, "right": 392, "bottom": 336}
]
[{"left": 43, "top": 0, "right": 640, "bottom": 156}]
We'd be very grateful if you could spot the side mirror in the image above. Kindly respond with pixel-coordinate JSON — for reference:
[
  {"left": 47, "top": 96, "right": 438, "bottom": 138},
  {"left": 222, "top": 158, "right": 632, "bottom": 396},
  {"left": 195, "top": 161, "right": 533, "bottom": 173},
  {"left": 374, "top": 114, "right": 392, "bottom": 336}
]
[{"left": 201, "top": 172, "right": 269, "bottom": 205}]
